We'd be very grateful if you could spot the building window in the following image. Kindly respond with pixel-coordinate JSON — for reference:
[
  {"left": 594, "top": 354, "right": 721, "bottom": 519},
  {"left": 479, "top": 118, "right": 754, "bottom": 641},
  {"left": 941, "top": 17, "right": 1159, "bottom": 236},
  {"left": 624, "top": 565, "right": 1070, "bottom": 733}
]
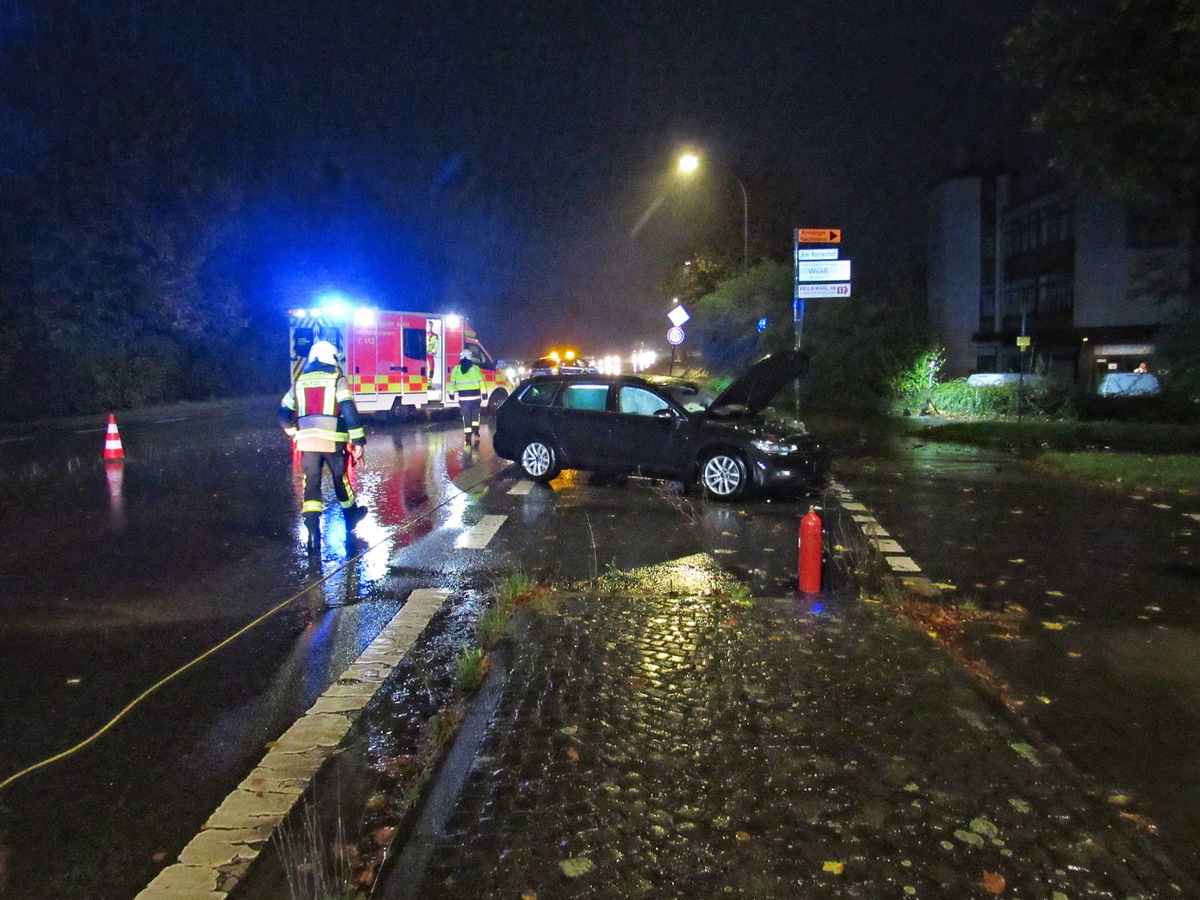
[
  {"left": 1004, "top": 201, "right": 1074, "bottom": 258},
  {"left": 1039, "top": 274, "right": 1074, "bottom": 312},
  {"left": 979, "top": 289, "right": 995, "bottom": 329}
]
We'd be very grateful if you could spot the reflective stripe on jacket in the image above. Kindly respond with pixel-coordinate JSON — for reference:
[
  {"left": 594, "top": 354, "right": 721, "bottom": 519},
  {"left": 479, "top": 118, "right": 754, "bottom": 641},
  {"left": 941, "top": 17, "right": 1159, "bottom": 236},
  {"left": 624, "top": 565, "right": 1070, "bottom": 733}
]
[
  {"left": 448, "top": 361, "right": 485, "bottom": 398},
  {"left": 279, "top": 364, "right": 366, "bottom": 453}
]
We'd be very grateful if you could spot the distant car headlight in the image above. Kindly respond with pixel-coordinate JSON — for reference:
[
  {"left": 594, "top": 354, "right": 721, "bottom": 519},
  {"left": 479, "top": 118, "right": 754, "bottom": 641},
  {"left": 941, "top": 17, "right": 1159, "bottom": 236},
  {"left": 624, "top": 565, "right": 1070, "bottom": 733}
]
[{"left": 750, "top": 438, "right": 799, "bottom": 455}]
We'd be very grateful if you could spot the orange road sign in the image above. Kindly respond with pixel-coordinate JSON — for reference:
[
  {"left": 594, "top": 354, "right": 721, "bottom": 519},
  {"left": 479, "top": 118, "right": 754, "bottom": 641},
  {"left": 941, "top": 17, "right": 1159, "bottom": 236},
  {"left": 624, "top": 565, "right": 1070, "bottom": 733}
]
[{"left": 797, "top": 228, "right": 841, "bottom": 244}]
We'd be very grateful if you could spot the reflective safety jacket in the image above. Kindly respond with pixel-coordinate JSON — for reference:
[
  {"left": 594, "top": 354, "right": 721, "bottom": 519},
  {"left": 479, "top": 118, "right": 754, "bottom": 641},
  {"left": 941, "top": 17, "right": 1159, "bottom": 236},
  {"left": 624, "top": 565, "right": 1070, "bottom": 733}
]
[
  {"left": 448, "top": 359, "right": 485, "bottom": 399},
  {"left": 278, "top": 363, "right": 367, "bottom": 453}
]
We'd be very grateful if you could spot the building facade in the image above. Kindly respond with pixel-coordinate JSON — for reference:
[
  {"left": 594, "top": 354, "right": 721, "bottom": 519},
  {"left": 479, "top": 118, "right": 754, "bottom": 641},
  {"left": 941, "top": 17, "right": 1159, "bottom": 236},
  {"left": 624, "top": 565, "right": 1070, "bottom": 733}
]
[{"left": 927, "top": 172, "right": 1189, "bottom": 387}]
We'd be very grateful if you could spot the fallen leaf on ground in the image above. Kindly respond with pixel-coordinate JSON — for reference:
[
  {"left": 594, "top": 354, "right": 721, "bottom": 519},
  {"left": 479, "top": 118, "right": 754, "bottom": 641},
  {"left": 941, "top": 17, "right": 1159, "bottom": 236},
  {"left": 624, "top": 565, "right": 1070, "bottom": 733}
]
[
  {"left": 1042, "top": 621, "right": 1065, "bottom": 630},
  {"left": 560, "top": 857, "right": 594, "bottom": 877},
  {"left": 1045, "top": 590, "right": 1064, "bottom": 597},
  {"left": 822, "top": 861, "right": 845, "bottom": 875},
  {"left": 981, "top": 871, "right": 1006, "bottom": 893},
  {"left": 1009, "top": 558, "right": 1025, "bottom": 564},
  {"left": 735, "top": 831, "right": 751, "bottom": 842},
  {"left": 1120, "top": 811, "right": 1158, "bottom": 834},
  {"left": 565, "top": 747, "right": 580, "bottom": 762}
]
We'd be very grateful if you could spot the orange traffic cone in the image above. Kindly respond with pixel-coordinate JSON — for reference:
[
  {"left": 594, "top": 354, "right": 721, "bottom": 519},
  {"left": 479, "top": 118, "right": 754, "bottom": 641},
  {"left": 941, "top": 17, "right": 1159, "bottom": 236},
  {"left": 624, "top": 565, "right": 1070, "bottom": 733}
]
[{"left": 103, "top": 414, "right": 125, "bottom": 461}]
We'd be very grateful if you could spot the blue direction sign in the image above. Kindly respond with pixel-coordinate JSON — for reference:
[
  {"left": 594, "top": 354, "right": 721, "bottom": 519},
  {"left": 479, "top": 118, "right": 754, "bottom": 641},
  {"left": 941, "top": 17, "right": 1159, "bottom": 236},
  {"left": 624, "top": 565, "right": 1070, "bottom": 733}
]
[{"left": 796, "top": 248, "right": 840, "bottom": 261}]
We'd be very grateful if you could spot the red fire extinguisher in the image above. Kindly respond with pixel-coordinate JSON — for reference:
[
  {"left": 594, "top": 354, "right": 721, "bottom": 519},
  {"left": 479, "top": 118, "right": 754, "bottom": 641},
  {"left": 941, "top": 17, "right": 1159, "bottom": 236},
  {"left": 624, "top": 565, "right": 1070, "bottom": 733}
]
[{"left": 798, "top": 507, "right": 823, "bottom": 593}]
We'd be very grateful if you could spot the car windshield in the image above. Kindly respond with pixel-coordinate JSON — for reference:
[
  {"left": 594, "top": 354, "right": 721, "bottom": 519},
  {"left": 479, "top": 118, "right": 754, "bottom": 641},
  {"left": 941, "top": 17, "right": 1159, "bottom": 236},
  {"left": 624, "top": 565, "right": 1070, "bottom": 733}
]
[{"left": 659, "top": 381, "right": 718, "bottom": 414}]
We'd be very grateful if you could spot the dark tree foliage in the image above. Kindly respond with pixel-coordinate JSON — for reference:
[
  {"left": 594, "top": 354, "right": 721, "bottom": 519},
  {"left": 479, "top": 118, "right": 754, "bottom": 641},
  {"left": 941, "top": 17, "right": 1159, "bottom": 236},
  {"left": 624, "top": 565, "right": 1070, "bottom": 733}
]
[
  {"left": 798, "top": 271, "right": 931, "bottom": 412},
  {"left": 1007, "top": 0, "right": 1200, "bottom": 391},
  {"left": 0, "top": 17, "right": 271, "bottom": 419},
  {"left": 1007, "top": 0, "right": 1200, "bottom": 209},
  {"left": 691, "top": 261, "right": 794, "bottom": 376}
]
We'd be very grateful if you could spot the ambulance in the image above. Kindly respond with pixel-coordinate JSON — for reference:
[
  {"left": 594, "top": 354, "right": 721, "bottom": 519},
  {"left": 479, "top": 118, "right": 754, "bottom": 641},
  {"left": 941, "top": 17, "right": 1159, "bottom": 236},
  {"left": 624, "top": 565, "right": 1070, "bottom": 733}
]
[{"left": 287, "top": 302, "right": 514, "bottom": 419}]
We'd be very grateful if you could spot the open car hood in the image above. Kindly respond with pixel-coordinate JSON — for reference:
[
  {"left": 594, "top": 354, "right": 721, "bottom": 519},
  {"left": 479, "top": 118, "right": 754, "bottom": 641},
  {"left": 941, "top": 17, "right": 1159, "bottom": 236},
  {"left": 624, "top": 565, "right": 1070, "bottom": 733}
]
[{"left": 708, "top": 350, "right": 808, "bottom": 415}]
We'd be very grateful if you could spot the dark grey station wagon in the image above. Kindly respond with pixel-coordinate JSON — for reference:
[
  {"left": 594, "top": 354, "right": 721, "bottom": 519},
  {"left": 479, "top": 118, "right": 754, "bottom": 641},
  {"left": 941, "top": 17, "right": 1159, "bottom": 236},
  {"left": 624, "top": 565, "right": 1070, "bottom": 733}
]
[{"left": 492, "top": 350, "right": 827, "bottom": 500}]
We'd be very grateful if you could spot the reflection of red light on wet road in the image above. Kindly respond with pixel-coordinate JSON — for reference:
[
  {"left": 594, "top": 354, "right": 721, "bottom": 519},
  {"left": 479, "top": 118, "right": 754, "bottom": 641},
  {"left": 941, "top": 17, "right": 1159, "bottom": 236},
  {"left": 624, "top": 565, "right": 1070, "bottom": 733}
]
[{"left": 357, "top": 432, "right": 436, "bottom": 550}]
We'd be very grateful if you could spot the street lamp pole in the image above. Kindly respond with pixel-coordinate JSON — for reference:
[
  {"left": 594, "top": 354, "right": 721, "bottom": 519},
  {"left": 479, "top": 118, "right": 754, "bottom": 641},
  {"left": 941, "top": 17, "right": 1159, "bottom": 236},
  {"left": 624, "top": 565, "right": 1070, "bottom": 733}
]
[
  {"left": 678, "top": 153, "right": 748, "bottom": 274},
  {"left": 730, "top": 172, "right": 748, "bottom": 275}
]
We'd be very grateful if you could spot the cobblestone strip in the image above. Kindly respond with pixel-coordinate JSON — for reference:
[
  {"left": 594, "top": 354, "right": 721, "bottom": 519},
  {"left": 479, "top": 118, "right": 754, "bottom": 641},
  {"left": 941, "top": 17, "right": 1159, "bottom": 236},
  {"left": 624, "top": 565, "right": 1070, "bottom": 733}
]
[
  {"left": 414, "top": 590, "right": 1189, "bottom": 898},
  {"left": 135, "top": 589, "right": 450, "bottom": 899}
]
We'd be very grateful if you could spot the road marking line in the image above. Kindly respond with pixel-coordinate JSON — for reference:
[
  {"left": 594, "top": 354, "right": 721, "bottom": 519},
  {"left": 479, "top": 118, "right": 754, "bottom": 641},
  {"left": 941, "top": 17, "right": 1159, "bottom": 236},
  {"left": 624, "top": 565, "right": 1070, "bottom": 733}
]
[
  {"left": 136, "top": 588, "right": 451, "bottom": 899},
  {"left": 456, "top": 514, "right": 508, "bottom": 549},
  {"left": 507, "top": 480, "right": 534, "bottom": 495},
  {"left": 871, "top": 538, "right": 905, "bottom": 554},
  {"left": 841, "top": 501, "right": 867, "bottom": 511},
  {"left": 860, "top": 522, "right": 889, "bottom": 537},
  {"left": 1186, "top": 513, "right": 1200, "bottom": 522},
  {"left": 887, "top": 556, "right": 922, "bottom": 572},
  {"left": 154, "top": 416, "right": 190, "bottom": 423},
  {"left": 0, "top": 435, "right": 34, "bottom": 444}
]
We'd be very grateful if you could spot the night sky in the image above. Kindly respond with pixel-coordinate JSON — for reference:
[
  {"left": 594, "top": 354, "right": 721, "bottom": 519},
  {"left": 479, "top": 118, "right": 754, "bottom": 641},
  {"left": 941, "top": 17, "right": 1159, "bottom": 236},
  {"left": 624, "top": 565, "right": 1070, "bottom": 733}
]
[{"left": 5, "top": 1, "right": 1044, "bottom": 359}]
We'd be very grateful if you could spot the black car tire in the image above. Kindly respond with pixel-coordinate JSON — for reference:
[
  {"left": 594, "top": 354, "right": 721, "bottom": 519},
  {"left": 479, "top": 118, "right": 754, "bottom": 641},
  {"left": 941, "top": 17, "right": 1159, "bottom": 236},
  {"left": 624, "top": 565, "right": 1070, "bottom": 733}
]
[
  {"left": 486, "top": 388, "right": 509, "bottom": 413},
  {"left": 519, "top": 439, "right": 560, "bottom": 482},
  {"left": 699, "top": 451, "right": 748, "bottom": 501}
]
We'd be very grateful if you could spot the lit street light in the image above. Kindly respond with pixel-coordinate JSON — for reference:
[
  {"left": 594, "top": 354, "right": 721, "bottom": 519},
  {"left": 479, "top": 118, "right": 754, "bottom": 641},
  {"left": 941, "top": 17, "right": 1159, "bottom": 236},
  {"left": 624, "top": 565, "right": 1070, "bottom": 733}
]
[{"left": 677, "top": 152, "right": 749, "bottom": 274}]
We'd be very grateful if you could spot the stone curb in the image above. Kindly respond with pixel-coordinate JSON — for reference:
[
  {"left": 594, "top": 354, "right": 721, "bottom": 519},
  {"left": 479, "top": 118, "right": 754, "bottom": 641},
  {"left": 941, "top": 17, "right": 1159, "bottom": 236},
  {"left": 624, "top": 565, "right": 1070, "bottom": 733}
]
[{"left": 134, "top": 589, "right": 450, "bottom": 898}]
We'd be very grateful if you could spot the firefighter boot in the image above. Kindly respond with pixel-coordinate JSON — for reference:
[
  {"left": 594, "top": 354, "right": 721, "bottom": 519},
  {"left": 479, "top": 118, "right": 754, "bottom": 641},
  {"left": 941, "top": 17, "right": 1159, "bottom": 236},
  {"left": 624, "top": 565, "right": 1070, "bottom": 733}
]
[
  {"left": 344, "top": 504, "right": 368, "bottom": 532},
  {"left": 304, "top": 513, "right": 321, "bottom": 555}
]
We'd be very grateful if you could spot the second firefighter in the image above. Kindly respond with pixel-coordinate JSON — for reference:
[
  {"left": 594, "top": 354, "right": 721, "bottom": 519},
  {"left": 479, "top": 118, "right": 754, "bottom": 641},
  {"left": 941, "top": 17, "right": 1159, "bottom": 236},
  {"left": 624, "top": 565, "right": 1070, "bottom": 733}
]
[{"left": 448, "top": 349, "right": 485, "bottom": 443}]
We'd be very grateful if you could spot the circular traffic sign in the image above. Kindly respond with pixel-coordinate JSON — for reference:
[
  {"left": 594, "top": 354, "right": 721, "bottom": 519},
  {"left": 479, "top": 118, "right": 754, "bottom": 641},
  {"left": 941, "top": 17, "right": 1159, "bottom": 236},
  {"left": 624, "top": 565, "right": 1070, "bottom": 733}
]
[{"left": 667, "top": 326, "right": 685, "bottom": 346}]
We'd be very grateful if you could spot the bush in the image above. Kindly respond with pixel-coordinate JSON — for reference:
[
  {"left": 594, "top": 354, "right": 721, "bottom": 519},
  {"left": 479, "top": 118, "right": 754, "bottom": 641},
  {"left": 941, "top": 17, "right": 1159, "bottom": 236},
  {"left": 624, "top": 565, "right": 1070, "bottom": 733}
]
[{"left": 921, "top": 377, "right": 1076, "bottom": 419}]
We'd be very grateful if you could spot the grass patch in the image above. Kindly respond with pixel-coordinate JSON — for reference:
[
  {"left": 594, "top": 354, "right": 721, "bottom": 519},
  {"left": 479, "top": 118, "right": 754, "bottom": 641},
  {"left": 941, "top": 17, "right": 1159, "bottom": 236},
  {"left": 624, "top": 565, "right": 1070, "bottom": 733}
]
[
  {"left": 453, "top": 646, "right": 489, "bottom": 694},
  {"left": 908, "top": 418, "right": 1200, "bottom": 454},
  {"left": 1038, "top": 451, "right": 1200, "bottom": 493}
]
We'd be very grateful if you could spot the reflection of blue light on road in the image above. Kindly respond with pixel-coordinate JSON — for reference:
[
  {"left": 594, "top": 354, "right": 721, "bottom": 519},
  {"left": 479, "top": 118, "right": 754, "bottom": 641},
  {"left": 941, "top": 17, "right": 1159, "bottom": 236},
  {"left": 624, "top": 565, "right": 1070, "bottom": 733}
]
[{"left": 811, "top": 602, "right": 825, "bottom": 615}]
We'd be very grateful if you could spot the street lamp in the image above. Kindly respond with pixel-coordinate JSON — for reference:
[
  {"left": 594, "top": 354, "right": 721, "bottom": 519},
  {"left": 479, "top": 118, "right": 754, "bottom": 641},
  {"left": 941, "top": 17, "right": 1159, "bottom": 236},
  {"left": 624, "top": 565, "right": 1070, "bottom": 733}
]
[{"left": 677, "top": 153, "right": 749, "bottom": 274}]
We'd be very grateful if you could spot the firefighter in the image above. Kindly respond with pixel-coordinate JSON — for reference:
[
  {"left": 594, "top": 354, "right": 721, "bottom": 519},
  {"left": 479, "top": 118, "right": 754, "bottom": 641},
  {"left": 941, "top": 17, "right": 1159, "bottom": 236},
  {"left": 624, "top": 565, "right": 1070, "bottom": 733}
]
[
  {"left": 279, "top": 340, "right": 367, "bottom": 554},
  {"left": 447, "top": 347, "right": 485, "bottom": 443},
  {"left": 426, "top": 325, "right": 440, "bottom": 385}
]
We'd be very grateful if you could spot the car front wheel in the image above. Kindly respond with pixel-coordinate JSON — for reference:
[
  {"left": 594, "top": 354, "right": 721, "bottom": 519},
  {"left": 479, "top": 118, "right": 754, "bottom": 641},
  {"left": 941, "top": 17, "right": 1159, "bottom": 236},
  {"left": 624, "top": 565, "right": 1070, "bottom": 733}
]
[
  {"left": 520, "top": 439, "right": 560, "bottom": 482},
  {"left": 699, "top": 451, "right": 747, "bottom": 500}
]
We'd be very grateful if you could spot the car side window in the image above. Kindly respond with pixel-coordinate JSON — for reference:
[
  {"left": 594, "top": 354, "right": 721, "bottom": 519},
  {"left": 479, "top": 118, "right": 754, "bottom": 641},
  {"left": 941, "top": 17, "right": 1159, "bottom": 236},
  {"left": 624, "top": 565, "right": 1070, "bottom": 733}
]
[
  {"left": 519, "top": 382, "right": 559, "bottom": 406},
  {"left": 559, "top": 384, "right": 610, "bottom": 411},
  {"left": 618, "top": 386, "right": 671, "bottom": 416}
]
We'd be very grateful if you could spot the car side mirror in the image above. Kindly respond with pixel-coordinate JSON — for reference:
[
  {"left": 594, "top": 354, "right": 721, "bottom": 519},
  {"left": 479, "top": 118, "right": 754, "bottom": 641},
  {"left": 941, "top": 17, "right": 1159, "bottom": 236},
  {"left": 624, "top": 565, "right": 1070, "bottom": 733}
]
[{"left": 653, "top": 408, "right": 676, "bottom": 418}]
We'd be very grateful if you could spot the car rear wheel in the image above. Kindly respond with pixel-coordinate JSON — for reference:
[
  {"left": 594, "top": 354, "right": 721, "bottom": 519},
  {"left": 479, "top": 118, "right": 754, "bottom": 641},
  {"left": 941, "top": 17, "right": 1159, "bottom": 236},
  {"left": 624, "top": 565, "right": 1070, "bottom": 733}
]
[
  {"left": 699, "top": 451, "right": 747, "bottom": 501},
  {"left": 519, "top": 439, "right": 560, "bottom": 482},
  {"left": 486, "top": 388, "right": 509, "bottom": 413}
]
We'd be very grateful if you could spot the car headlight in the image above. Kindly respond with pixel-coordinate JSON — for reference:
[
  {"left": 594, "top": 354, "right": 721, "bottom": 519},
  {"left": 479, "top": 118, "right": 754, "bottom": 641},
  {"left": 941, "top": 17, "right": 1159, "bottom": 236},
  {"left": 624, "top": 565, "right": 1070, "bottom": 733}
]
[{"left": 750, "top": 438, "right": 800, "bottom": 455}]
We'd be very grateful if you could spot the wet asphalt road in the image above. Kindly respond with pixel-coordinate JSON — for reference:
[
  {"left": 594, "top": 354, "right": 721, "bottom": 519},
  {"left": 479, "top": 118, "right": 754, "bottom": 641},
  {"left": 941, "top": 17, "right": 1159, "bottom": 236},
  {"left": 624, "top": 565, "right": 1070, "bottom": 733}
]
[
  {"left": 828, "top": 418, "right": 1200, "bottom": 883},
  {"left": 0, "top": 401, "right": 818, "bottom": 898},
  {"left": 0, "top": 401, "right": 514, "bottom": 898},
  {"left": 2, "top": 404, "right": 1199, "bottom": 895}
]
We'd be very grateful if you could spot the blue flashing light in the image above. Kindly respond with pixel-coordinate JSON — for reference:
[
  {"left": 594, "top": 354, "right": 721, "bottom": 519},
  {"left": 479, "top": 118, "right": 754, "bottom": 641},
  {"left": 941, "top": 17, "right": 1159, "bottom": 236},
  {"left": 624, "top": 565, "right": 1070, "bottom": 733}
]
[{"left": 757, "top": 317, "right": 768, "bottom": 332}]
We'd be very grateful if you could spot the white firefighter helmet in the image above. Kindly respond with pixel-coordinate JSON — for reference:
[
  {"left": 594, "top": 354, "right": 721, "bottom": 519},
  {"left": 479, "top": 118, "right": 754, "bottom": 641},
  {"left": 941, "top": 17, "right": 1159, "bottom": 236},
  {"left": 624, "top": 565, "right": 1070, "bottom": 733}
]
[{"left": 308, "top": 340, "right": 341, "bottom": 367}]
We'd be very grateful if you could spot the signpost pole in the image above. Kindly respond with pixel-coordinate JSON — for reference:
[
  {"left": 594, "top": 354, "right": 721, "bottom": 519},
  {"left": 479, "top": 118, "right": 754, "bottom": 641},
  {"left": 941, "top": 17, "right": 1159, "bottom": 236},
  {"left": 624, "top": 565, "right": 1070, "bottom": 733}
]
[{"left": 793, "top": 227, "right": 803, "bottom": 351}]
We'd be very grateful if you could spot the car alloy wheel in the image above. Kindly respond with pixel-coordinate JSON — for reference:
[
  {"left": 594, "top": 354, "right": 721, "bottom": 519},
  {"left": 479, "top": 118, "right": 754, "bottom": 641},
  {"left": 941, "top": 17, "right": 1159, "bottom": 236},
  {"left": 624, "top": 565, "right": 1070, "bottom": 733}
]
[
  {"left": 700, "top": 451, "right": 747, "bottom": 500},
  {"left": 520, "top": 440, "right": 559, "bottom": 482}
]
